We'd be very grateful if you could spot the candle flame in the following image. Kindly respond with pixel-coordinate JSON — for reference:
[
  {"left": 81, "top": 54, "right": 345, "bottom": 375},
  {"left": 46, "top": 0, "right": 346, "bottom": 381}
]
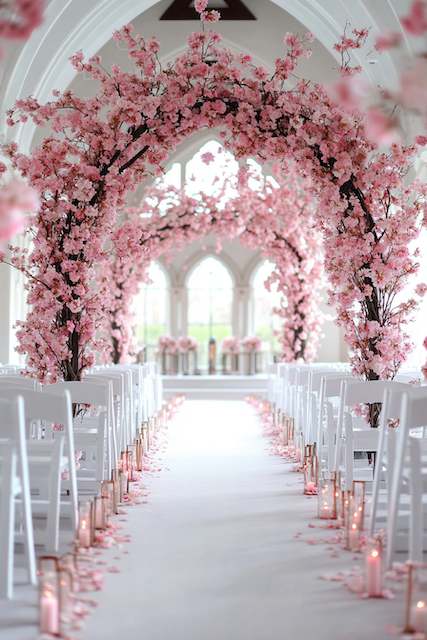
[
  {"left": 371, "top": 550, "right": 379, "bottom": 558},
  {"left": 351, "top": 523, "right": 357, "bottom": 531},
  {"left": 417, "top": 601, "right": 426, "bottom": 609}
]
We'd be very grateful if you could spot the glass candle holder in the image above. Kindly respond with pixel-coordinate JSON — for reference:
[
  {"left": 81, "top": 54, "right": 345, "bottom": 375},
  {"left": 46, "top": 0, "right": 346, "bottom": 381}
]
[
  {"left": 38, "top": 557, "right": 60, "bottom": 637},
  {"left": 77, "top": 502, "right": 92, "bottom": 548},
  {"left": 338, "top": 488, "right": 351, "bottom": 528},
  {"left": 142, "top": 421, "right": 149, "bottom": 452},
  {"left": 120, "top": 450, "right": 128, "bottom": 472},
  {"left": 127, "top": 445, "right": 136, "bottom": 482},
  {"left": 119, "top": 469, "right": 129, "bottom": 501},
  {"left": 318, "top": 474, "right": 337, "bottom": 520},
  {"left": 60, "top": 553, "right": 79, "bottom": 593},
  {"left": 343, "top": 495, "right": 360, "bottom": 551},
  {"left": 352, "top": 480, "right": 366, "bottom": 532},
  {"left": 94, "top": 496, "right": 107, "bottom": 530},
  {"left": 303, "top": 445, "right": 316, "bottom": 494},
  {"left": 101, "top": 480, "right": 114, "bottom": 518},
  {"left": 58, "top": 567, "right": 74, "bottom": 622},
  {"left": 111, "top": 469, "right": 121, "bottom": 513},
  {"left": 365, "top": 538, "right": 383, "bottom": 597},
  {"left": 134, "top": 437, "right": 143, "bottom": 472},
  {"left": 403, "top": 563, "right": 427, "bottom": 635}
]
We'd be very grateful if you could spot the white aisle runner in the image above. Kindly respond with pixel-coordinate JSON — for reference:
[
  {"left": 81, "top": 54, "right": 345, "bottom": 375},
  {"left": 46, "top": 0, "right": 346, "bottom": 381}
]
[{"left": 81, "top": 400, "right": 398, "bottom": 640}]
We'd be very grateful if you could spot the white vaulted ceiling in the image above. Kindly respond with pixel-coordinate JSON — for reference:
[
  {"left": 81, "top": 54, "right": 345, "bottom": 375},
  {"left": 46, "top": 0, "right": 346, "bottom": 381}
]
[{"left": 0, "top": 0, "right": 415, "bottom": 151}]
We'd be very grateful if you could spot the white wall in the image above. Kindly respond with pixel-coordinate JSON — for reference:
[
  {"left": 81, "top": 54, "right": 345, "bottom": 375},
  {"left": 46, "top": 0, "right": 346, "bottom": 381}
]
[{"left": 156, "top": 233, "right": 347, "bottom": 363}]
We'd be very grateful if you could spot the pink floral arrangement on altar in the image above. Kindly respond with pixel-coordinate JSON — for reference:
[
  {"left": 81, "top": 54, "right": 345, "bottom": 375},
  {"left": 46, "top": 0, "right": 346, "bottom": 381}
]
[
  {"left": 241, "top": 336, "right": 262, "bottom": 352},
  {"left": 177, "top": 336, "right": 198, "bottom": 353},
  {"left": 158, "top": 336, "right": 177, "bottom": 354},
  {"left": 221, "top": 337, "right": 240, "bottom": 354}
]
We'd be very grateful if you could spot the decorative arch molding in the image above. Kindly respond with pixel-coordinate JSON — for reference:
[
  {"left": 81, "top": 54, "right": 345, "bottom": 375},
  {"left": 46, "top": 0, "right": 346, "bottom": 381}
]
[
  {"left": 247, "top": 254, "right": 270, "bottom": 287},
  {"left": 1, "top": 0, "right": 406, "bottom": 151},
  {"left": 181, "top": 250, "right": 240, "bottom": 288}
]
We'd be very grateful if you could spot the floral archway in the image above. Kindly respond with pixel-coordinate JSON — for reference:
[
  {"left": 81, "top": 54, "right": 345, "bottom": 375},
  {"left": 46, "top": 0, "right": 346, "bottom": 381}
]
[
  {"left": 4, "top": 5, "right": 425, "bottom": 383},
  {"left": 106, "top": 166, "right": 323, "bottom": 366}
]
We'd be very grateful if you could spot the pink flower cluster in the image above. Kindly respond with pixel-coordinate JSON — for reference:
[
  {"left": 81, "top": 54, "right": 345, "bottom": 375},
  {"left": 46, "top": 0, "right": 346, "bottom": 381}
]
[
  {"left": 0, "top": 177, "right": 38, "bottom": 245},
  {"left": 221, "top": 337, "right": 240, "bottom": 355},
  {"left": 0, "top": 0, "right": 44, "bottom": 41},
  {"left": 331, "top": 1, "right": 427, "bottom": 146},
  {"left": 0, "top": 2, "right": 43, "bottom": 250},
  {"left": 158, "top": 336, "right": 177, "bottom": 354},
  {"left": 241, "top": 336, "right": 262, "bottom": 352},
  {"left": 177, "top": 336, "right": 198, "bottom": 353}
]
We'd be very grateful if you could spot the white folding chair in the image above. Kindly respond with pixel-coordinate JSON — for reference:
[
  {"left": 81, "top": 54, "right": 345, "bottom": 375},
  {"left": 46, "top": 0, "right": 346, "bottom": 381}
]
[
  {"left": 0, "top": 396, "right": 36, "bottom": 598},
  {"left": 46, "top": 381, "right": 111, "bottom": 493},
  {"left": 316, "top": 373, "right": 355, "bottom": 475},
  {"left": 387, "top": 388, "right": 427, "bottom": 567},
  {"left": 0, "top": 386, "right": 78, "bottom": 551},
  {"left": 368, "top": 382, "right": 411, "bottom": 537}
]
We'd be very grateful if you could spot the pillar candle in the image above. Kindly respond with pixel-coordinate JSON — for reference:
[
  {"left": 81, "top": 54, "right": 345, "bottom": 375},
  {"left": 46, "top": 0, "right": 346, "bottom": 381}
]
[
  {"left": 348, "top": 522, "right": 359, "bottom": 551},
  {"left": 365, "top": 548, "right": 383, "bottom": 597},
  {"left": 78, "top": 518, "right": 90, "bottom": 548},
  {"left": 40, "top": 587, "right": 59, "bottom": 635},
  {"left": 413, "top": 600, "right": 427, "bottom": 634}
]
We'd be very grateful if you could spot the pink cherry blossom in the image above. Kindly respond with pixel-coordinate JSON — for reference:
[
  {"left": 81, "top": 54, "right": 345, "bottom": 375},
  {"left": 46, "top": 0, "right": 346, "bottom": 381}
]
[{"left": 3, "top": 13, "right": 423, "bottom": 385}]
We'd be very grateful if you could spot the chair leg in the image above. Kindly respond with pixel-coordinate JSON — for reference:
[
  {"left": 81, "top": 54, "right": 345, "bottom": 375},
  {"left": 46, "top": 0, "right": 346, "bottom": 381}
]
[
  {"left": 0, "top": 452, "right": 16, "bottom": 599},
  {"left": 18, "top": 445, "right": 37, "bottom": 585},
  {"left": 46, "top": 438, "right": 64, "bottom": 553},
  {"left": 409, "top": 438, "right": 423, "bottom": 564}
]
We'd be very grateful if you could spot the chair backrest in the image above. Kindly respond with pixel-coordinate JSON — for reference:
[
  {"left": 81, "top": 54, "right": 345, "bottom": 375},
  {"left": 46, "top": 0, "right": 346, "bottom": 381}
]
[
  {"left": 0, "top": 376, "right": 41, "bottom": 391},
  {"left": 380, "top": 382, "right": 413, "bottom": 425},
  {"left": 45, "top": 381, "right": 109, "bottom": 406},
  {"left": 342, "top": 379, "right": 396, "bottom": 407},
  {"left": 0, "top": 387, "right": 72, "bottom": 426},
  {"left": 0, "top": 395, "right": 26, "bottom": 444},
  {"left": 400, "top": 387, "right": 427, "bottom": 430}
]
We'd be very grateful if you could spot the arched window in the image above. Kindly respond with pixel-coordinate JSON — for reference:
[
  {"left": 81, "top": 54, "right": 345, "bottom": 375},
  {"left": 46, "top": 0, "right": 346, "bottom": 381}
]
[
  {"left": 185, "top": 140, "right": 238, "bottom": 200},
  {"left": 403, "top": 227, "right": 427, "bottom": 369},
  {"left": 187, "top": 256, "right": 233, "bottom": 369},
  {"left": 251, "top": 260, "right": 282, "bottom": 357},
  {"left": 133, "top": 262, "right": 169, "bottom": 359}
]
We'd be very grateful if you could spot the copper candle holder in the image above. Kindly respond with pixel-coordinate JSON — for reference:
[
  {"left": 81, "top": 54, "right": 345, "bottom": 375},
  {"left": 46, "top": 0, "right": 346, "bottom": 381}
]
[
  {"left": 111, "top": 469, "right": 121, "bottom": 513},
  {"left": 94, "top": 496, "right": 107, "bottom": 530},
  {"left": 318, "top": 474, "right": 338, "bottom": 520}
]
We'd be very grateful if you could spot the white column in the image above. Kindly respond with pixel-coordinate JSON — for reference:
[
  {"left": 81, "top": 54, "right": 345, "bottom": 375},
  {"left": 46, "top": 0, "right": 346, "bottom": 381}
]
[{"left": 0, "top": 263, "right": 12, "bottom": 363}]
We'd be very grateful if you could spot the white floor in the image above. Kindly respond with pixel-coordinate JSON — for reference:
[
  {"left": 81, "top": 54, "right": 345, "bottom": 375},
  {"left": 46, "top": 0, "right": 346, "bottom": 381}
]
[
  {"left": 1, "top": 401, "right": 403, "bottom": 639},
  {"left": 81, "top": 400, "right": 400, "bottom": 640}
]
